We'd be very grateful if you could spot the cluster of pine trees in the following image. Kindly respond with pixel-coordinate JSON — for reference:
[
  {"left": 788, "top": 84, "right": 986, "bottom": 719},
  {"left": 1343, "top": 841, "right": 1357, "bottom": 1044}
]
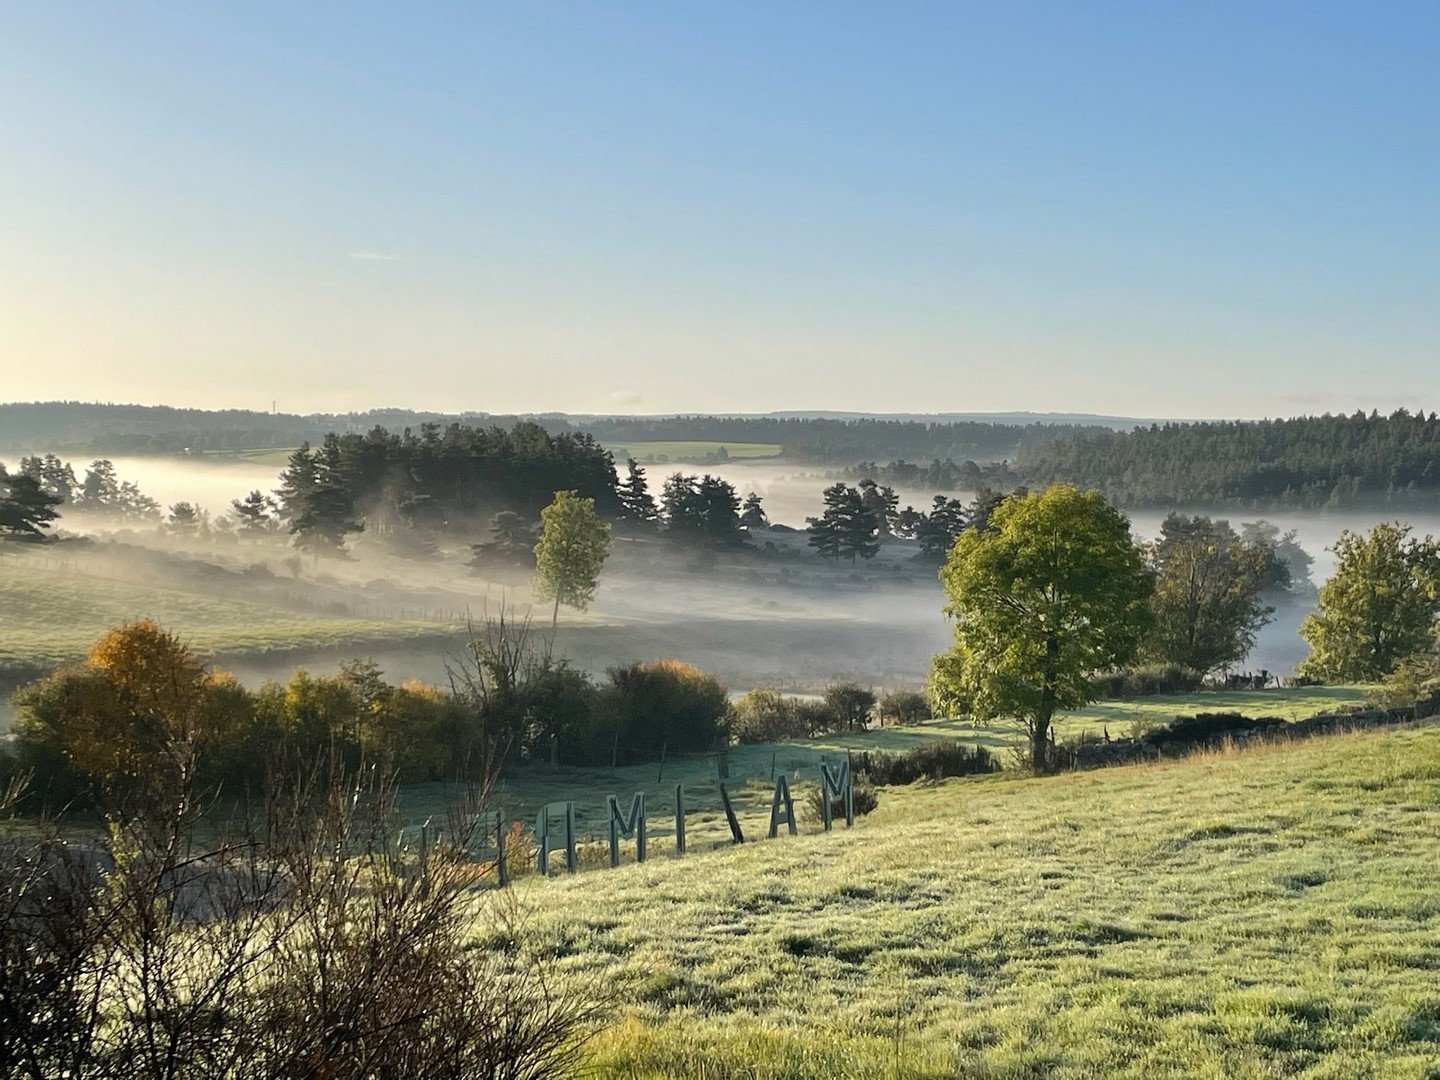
[
  {"left": 805, "top": 482, "right": 1008, "bottom": 563},
  {"left": 0, "top": 455, "right": 163, "bottom": 540}
]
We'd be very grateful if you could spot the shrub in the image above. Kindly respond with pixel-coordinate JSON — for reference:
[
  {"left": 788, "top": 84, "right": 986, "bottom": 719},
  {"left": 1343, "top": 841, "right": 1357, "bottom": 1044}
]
[
  {"left": 0, "top": 766, "right": 602, "bottom": 1080},
  {"left": 795, "top": 699, "right": 843, "bottom": 737},
  {"left": 1092, "top": 664, "right": 1203, "bottom": 699},
  {"left": 599, "top": 660, "right": 729, "bottom": 762},
  {"left": 822, "top": 683, "right": 876, "bottom": 731},
  {"left": 731, "top": 689, "right": 811, "bottom": 744},
  {"left": 805, "top": 780, "right": 878, "bottom": 823},
  {"left": 1143, "top": 712, "right": 1286, "bottom": 751},
  {"left": 850, "top": 741, "right": 1000, "bottom": 786},
  {"left": 877, "top": 689, "right": 931, "bottom": 726}
]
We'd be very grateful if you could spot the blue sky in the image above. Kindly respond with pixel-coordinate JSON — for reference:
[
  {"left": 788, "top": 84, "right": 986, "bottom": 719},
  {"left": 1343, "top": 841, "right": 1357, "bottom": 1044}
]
[{"left": 1, "top": 2, "right": 1435, "bottom": 417}]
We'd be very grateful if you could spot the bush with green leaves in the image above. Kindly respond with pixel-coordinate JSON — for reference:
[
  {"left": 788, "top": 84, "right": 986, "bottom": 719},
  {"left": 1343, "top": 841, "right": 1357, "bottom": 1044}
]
[
  {"left": 850, "top": 741, "right": 1000, "bottom": 786},
  {"left": 1091, "top": 664, "right": 1204, "bottom": 699},
  {"left": 805, "top": 780, "right": 878, "bottom": 823}
]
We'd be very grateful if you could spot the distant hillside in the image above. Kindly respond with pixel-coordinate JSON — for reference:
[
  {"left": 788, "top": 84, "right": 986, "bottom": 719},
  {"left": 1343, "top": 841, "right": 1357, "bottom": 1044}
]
[
  {"left": 765, "top": 410, "right": 1169, "bottom": 428},
  {"left": 0, "top": 401, "right": 1095, "bottom": 465}
]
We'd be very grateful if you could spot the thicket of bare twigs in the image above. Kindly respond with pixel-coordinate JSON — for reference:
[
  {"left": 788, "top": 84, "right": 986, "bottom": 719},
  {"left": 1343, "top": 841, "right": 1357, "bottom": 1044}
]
[{"left": 0, "top": 757, "right": 604, "bottom": 1080}]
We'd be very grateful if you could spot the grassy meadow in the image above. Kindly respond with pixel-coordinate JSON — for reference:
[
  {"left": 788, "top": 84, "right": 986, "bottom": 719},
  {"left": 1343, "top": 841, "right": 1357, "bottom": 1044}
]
[
  {"left": 399, "top": 685, "right": 1373, "bottom": 851},
  {"left": 0, "top": 553, "right": 454, "bottom": 679},
  {"left": 501, "top": 723, "right": 1440, "bottom": 1078}
]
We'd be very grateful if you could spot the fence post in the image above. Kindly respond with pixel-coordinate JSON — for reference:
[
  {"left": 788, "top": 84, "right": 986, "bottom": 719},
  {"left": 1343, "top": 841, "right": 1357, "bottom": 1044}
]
[
  {"left": 718, "top": 783, "right": 744, "bottom": 844},
  {"left": 674, "top": 784, "right": 686, "bottom": 856}
]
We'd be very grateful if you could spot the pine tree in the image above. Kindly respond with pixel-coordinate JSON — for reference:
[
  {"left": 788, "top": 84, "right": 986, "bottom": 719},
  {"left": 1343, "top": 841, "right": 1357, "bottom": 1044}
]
[
  {"left": 166, "top": 502, "right": 203, "bottom": 536},
  {"left": 739, "top": 492, "right": 768, "bottom": 530},
  {"left": 19, "top": 454, "right": 77, "bottom": 503},
  {"left": 660, "top": 474, "right": 706, "bottom": 538},
  {"left": 858, "top": 479, "right": 899, "bottom": 538},
  {"left": 279, "top": 439, "right": 362, "bottom": 559},
  {"left": 698, "top": 474, "right": 745, "bottom": 547},
  {"left": 807, "top": 483, "right": 850, "bottom": 562},
  {"left": 76, "top": 459, "right": 121, "bottom": 511},
  {"left": 617, "top": 458, "right": 659, "bottom": 525},
  {"left": 230, "top": 490, "right": 276, "bottom": 536},
  {"left": 0, "top": 464, "right": 63, "bottom": 541},
  {"left": 274, "top": 444, "right": 319, "bottom": 526}
]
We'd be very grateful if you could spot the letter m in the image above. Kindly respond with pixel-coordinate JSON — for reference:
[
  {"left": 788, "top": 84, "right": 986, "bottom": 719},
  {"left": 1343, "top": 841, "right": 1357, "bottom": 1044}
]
[
  {"left": 820, "top": 759, "right": 853, "bottom": 830},
  {"left": 607, "top": 792, "right": 647, "bottom": 866}
]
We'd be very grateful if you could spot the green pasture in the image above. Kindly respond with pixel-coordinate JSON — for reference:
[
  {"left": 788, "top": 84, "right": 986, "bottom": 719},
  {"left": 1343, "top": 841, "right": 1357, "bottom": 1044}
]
[
  {"left": 501, "top": 722, "right": 1440, "bottom": 1078},
  {"left": 0, "top": 557, "right": 452, "bottom": 678},
  {"left": 603, "top": 440, "right": 783, "bottom": 462},
  {"left": 202, "top": 446, "right": 298, "bottom": 466},
  {"left": 398, "top": 684, "right": 1372, "bottom": 855}
]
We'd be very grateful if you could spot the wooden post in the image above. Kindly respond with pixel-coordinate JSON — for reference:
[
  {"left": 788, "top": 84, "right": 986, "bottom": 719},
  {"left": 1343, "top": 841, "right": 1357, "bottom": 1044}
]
[
  {"left": 674, "top": 784, "right": 686, "bottom": 856},
  {"left": 657, "top": 740, "right": 668, "bottom": 783},
  {"left": 719, "top": 783, "right": 744, "bottom": 844}
]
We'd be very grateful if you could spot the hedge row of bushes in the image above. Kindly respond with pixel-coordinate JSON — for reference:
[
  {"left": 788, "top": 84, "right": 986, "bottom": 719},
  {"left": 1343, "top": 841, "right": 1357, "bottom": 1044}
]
[
  {"left": 852, "top": 741, "right": 1000, "bottom": 786},
  {"left": 1091, "top": 664, "right": 1205, "bottom": 699},
  {"left": 731, "top": 686, "right": 934, "bottom": 744},
  {"left": 2, "top": 618, "right": 735, "bottom": 808}
]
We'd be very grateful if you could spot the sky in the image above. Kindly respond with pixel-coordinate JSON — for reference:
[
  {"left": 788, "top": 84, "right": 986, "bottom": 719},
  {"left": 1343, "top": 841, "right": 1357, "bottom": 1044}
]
[{"left": 1, "top": 2, "right": 1436, "bottom": 419}]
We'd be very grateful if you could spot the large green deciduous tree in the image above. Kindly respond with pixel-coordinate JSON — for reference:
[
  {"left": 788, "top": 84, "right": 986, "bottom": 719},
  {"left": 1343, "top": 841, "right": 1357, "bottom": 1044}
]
[
  {"left": 936, "top": 485, "right": 1153, "bottom": 771},
  {"left": 534, "top": 490, "right": 612, "bottom": 629},
  {"left": 1298, "top": 523, "right": 1440, "bottom": 682},
  {"left": 1143, "top": 514, "right": 1274, "bottom": 675}
]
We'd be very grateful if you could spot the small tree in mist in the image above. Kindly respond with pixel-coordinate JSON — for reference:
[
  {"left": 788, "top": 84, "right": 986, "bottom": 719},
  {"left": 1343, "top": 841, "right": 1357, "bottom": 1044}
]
[
  {"left": 0, "top": 464, "right": 62, "bottom": 542},
  {"left": 534, "top": 490, "right": 612, "bottom": 629},
  {"left": 739, "top": 492, "right": 767, "bottom": 530},
  {"left": 230, "top": 489, "right": 277, "bottom": 537},
  {"left": 166, "top": 501, "right": 205, "bottom": 536},
  {"left": 468, "top": 510, "right": 538, "bottom": 573}
]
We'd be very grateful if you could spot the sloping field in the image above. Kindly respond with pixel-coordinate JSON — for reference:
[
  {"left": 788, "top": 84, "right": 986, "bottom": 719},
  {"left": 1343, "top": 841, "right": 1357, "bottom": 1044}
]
[
  {"left": 511, "top": 725, "right": 1440, "bottom": 1078},
  {"left": 395, "top": 686, "right": 1372, "bottom": 848},
  {"left": 0, "top": 558, "right": 450, "bottom": 678}
]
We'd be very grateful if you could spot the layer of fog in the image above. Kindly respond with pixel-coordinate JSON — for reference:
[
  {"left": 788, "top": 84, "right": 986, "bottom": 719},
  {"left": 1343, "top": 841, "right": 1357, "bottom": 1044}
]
[{"left": 11, "top": 455, "right": 1440, "bottom": 720}]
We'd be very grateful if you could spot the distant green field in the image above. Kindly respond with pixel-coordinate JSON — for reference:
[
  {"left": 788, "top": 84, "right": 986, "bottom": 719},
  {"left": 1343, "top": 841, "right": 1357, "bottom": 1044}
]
[
  {"left": 0, "top": 557, "right": 454, "bottom": 679},
  {"left": 207, "top": 446, "right": 298, "bottom": 466},
  {"left": 604, "top": 440, "right": 783, "bottom": 462},
  {"left": 503, "top": 722, "right": 1440, "bottom": 1078}
]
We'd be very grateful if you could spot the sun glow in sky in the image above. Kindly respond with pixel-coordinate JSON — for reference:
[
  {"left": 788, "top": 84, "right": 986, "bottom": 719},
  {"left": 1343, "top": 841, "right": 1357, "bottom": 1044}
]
[{"left": 2, "top": 2, "right": 1436, "bottom": 418}]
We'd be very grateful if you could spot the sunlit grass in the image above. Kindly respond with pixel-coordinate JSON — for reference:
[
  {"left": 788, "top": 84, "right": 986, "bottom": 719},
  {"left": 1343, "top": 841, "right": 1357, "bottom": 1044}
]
[{"left": 498, "top": 725, "right": 1440, "bottom": 1077}]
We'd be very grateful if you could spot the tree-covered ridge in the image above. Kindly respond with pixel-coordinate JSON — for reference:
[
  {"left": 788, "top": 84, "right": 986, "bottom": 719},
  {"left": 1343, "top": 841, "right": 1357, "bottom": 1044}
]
[
  {"left": 1009, "top": 410, "right": 1440, "bottom": 508},
  {"left": 0, "top": 401, "right": 1092, "bottom": 464}
]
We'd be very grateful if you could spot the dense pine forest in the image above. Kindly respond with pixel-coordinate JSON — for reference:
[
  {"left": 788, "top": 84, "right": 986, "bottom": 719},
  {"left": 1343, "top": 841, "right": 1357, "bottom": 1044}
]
[{"left": 1007, "top": 410, "right": 1440, "bottom": 508}]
